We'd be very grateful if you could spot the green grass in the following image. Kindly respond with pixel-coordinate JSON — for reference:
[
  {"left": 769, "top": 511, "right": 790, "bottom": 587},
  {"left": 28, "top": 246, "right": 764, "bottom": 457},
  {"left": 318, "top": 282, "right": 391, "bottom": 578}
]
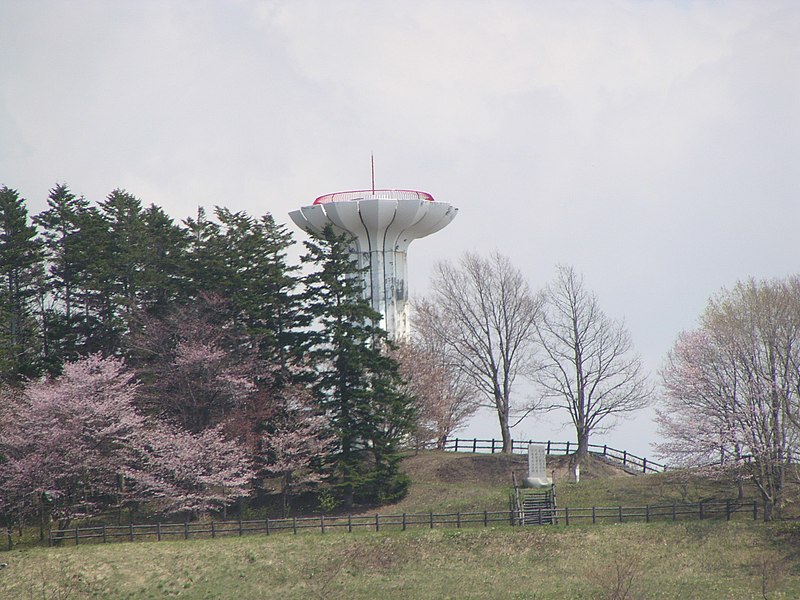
[
  {"left": 379, "top": 451, "right": 751, "bottom": 516},
  {"left": 1, "top": 450, "right": 795, "bottom": 599},
  {"left": 2, "top": 521, "right": 799, "bottom": 599}
]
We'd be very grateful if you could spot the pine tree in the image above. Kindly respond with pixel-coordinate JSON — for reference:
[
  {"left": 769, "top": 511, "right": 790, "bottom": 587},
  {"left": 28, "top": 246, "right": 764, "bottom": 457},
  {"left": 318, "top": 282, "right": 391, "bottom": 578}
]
[
  {"left": 75, "top": 206, "right": 118, "bottom": 355},
  {"left": 183, "top": 207, "right": 225, "bottom": 299},
  {"left": 217, "top": 209, "right": 308, "bottom": 387},
  {"left": 303, "top": 225, "right": 414, "bottom": 508},
  {"left": 138, "top": 204, "right": 189, "bottom": 314},
  {"left": 33, "top": 183, "right": 95, "bottom": 364},
  {"left": 183, "top": 207, "right": 309, "bottom": 388},
  {"left": 99, "top": 189, "right": 145, "bottom": 311},
  {"left": 0, "top": 186, "right": 44, "bottom": 381}
]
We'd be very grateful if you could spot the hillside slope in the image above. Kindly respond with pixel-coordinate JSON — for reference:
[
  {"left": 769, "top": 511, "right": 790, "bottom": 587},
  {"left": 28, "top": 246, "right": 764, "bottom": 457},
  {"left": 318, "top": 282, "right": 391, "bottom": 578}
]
[{"left": 369, "top": 450, "right": 743, "bottom": 516}]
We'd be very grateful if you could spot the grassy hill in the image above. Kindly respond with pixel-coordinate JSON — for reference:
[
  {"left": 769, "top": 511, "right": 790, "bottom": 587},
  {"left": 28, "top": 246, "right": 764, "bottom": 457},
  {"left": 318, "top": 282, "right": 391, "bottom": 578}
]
[
  {"left": 373, "top": 450, "right": 748, "bottom": 515},
  {"left": 1, "top": 450, "right": 797, "bottom": 599}
]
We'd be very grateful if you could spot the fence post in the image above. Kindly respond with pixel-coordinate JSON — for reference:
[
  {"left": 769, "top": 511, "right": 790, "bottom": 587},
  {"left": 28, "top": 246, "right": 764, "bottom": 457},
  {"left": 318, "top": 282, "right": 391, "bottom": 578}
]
[
  {"left": 75, "top": 527, "right": 80, "bottom": 546},
  {"left": 348, "top": 515, "right": 352, "bottom": 533},
  {"left": 642, "top": 458, "right": 647, "bottom": 473},
  {"left": 473, "top": 438, "right": 477, "bottom": 452},
  {"left": 321, "top": 516, "right": 325, "bottom": 534},
  {"left": 491, "top": 439, "right": 496, "bottom": 454},
  {"left": 566, "top": 441, "right": 570, "bottom": 454},
  {"left": 211, "top": 522, "right": 216, "bottom": 539},
  {"left": 184, "top": 520, "right": 189, "bottom": 540},
  {"left": 592, "top": 506, "right": 596, "bottom": 524},
  {"left": 646, "top": 505, "right": 650, "bottom": 523},
  {"left": 402, "top": 513, "right": 406, "bottom": 531},
  {"left": 375, "top": 514, "right": 380, "bottom": 532},
  {"left": 619, "top": 506, "right": 623, "bottom": 523},
  {"left": 699, "top": 503, "right": 704, "bottom": 520},
  {"left": 266, "top": 518, "right": 270, "bottom": 536},
  {"left": 484, "top": 511, "right": 488, "bottom": 527},
  {"left": 129, "top": 523, "right": 134, "bottom": 542},
  {"left": 622, "top": 450, "right": 627, "bottom": 466},
  {"left": 157, "top": 522, "right": 162, "bottom": 542},
  {"left": 603, "top": 445, "right": 607, "bottom": 456},
  {"left": 546, "top": 440, "right": 551, "bottom": 454},
  {"left": 565, "top": 507, "right": 569, "bottom": 526},
  {"left": 457, "top": 512, "right": 461, "bottom": 529},
  {"left": 430, "top": 512, "right": 434, "bottom": 529},
  {"left": 292, "top": 517, "right": 297, "bottom": 535},
  {"left": 454, "top": 439, "right": 459, "bottom": 452},
  {"left": 672, "top": 504, "right": 676, "bottom": 522}
]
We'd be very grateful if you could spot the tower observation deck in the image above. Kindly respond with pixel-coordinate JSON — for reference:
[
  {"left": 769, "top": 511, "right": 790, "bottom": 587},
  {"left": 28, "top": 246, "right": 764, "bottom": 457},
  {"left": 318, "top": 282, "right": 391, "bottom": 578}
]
[{"left": 289, "top": 189, "right": 458, "bottom": 340}]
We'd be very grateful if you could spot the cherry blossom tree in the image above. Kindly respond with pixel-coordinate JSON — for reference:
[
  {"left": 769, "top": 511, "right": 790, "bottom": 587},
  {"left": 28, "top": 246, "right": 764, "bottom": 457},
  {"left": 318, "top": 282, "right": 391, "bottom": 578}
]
[
  {"left": 138, "top": 425, "right": 253, "bottom": 517},
  {"left": 393, "top": 339, "right": 479, "bottom": 449},
  {"left": 657, "top": 277, "right": 800, "bottom": 520},
  {"left": 129, "top": 293, "right": 257, "bottom": 433},
  {"left": 0, "top": 354, "right": 254, "bottom": 532},
  {"left": 260, "top": 399, "right": 333, "bottom": 517},
  {"left": 0, "top": 355, "right": 148, "bottom": 530}
]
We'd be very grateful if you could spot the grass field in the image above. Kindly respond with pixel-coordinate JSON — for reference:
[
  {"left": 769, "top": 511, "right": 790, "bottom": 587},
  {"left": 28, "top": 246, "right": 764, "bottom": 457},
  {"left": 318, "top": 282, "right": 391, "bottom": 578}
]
[{"left": 1, "top": 451, "right": 797, "bottom": 599}]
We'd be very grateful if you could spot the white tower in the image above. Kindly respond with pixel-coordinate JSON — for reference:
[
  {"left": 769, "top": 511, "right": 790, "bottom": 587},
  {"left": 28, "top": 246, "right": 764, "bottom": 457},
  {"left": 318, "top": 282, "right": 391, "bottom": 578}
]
[{"left": 289, "top": 189, "right": 458, "bottom": 340}]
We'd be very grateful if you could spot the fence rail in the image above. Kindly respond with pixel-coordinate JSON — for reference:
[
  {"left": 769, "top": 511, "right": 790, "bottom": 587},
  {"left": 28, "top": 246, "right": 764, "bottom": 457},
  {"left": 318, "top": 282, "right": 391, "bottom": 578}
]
[
  {"left": 441, "top": 438, "right": 667, "bottom": 474},
  {"left": 47, "top": 500, "right": 758, "bottom": 547}
]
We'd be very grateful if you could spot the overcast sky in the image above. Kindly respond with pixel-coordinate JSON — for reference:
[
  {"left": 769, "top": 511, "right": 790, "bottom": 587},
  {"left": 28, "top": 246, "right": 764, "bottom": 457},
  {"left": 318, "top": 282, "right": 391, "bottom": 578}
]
[{"left": 2, "top": 0, "right": 799, "bottom": 458}]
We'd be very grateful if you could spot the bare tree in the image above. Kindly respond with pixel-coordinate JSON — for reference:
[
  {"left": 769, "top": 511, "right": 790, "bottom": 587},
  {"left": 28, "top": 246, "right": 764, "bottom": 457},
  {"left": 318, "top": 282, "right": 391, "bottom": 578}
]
[
  {"left": 658, "top": 277, "right": 800, "bottom": 520},
  {"left": 535, "top": 265, "right": 650, "bottom": 474},
  {"left": 416, "top": 252, "right": 542, "bottom": 453}
]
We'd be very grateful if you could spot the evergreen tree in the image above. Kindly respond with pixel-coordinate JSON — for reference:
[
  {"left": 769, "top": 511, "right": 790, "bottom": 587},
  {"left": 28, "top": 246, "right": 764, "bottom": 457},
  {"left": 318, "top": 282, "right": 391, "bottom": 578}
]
[
  {"left": 0, "top": 186, "right": 44, "bottom": 381},
  {"left": 75, "top": 205, "right": 118, "bottom": 355},
  {"left": 183, "top": 207, "right": 225, "bottom": 299},
  {"left": 216, "top": 208, "right": 308, "bottom": 387},
  {"left": 33, "top": 183, "right": 96, "bottom": 364},
  {"left": 183, "top": 207, "right": 308, "bottom": 388},
  {"left": 99, "top": 189, "right": 145, "bottom": 312},
  {"left": 138, "top": 204, "right": 189, "bottom": 314},
  {"left": 303, "top": 225, "right": 414, "bottom": 508}
]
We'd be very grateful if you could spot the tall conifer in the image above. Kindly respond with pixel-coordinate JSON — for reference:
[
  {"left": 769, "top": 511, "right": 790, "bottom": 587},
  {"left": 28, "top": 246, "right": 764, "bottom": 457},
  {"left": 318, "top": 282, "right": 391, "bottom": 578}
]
[
  {"left": 0, "top": 186, "right": 43, "bottom": 381},
  {"left": 302, "top": 225, "right": 414, "bottom": 508}
]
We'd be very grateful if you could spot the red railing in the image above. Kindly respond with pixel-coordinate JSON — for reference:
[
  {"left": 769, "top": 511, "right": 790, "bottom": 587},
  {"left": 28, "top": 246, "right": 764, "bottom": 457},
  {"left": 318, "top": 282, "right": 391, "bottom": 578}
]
[{"left": 313, "top": 189, "right": 435, "bottom": 204}]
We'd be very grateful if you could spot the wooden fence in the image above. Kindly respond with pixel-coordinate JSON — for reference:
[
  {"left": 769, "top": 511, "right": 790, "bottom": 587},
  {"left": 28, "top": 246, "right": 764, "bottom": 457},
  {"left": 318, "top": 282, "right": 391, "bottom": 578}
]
[
  {"left": 47, "top": 500, "right": 758, "bottom": 547},
  {"left": 442, "top": 438, "right": 667, "bottom": 474}
]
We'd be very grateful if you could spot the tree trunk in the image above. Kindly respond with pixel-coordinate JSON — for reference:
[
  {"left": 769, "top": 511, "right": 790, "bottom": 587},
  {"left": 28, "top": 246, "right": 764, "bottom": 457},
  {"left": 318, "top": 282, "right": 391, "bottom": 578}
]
[
  {"left": 570, "top": 430, "right": 590, "bottom": 481},
  {"left": 763, "top": 499, "right": 774, "bottom": 522},
  {"left": 499, "top": 409, "right": 512, "bottom": 454},
  {"left": 576, "top": 429, "right": 590, "bottom": 459},
  {"left": 282, "top": 473, "right": 292, "bottom": 518}
]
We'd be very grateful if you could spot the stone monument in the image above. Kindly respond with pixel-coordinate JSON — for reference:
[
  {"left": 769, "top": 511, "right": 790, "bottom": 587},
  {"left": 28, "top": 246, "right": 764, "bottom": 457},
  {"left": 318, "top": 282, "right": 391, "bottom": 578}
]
[{"left": 523, "top": 444, "right": 553, "bottom": 488}]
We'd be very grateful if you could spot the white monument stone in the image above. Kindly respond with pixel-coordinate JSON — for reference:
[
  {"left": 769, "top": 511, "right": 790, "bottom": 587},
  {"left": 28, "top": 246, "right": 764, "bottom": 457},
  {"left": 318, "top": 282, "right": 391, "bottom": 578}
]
[{"left": 523, "top": 444, "right": 553, "bottom": 488}]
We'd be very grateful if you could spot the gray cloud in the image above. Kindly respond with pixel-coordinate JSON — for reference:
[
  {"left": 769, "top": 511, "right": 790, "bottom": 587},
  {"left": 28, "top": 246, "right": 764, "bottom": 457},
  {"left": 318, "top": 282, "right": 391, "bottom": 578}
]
[{"left": 2, "top": 0, "right": 799, "bottom": 455}]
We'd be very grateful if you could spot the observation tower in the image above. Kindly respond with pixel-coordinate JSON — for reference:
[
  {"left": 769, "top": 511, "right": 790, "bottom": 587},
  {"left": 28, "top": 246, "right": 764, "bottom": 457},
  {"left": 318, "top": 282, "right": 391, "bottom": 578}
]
[{"left": 289, "top": 189, "right": 458, "bottom": 340}]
